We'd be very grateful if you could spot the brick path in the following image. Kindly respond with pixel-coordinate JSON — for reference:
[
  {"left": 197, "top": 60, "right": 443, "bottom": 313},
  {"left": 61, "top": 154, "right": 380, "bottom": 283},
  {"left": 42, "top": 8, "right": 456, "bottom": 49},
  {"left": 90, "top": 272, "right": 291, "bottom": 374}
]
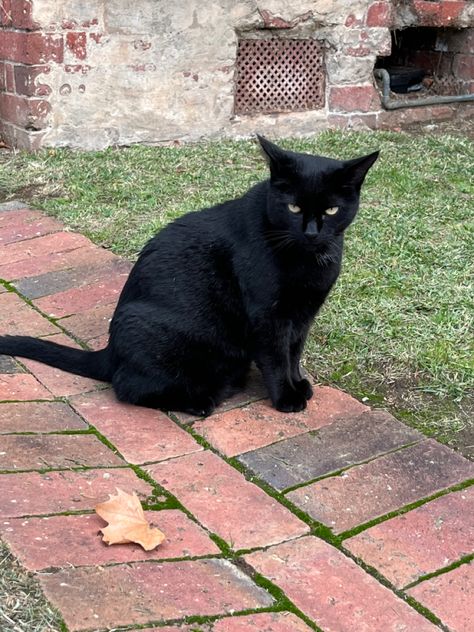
[{"left": 0, "top": 200, "right": 473, "bottom": 632}]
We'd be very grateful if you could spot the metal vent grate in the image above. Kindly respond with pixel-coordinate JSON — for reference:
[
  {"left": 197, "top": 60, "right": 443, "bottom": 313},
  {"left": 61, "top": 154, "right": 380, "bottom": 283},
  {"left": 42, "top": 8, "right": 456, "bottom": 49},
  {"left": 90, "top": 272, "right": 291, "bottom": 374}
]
[{"left": 234, "top": 38, "right": 325, "bottom": 115}]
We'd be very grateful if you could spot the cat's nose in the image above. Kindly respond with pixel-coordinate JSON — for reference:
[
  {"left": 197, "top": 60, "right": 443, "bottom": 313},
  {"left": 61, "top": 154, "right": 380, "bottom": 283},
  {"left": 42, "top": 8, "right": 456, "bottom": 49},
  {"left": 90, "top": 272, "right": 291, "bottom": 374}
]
[{"left": 304, "top": 219, "right": 319, "bottom": 236}]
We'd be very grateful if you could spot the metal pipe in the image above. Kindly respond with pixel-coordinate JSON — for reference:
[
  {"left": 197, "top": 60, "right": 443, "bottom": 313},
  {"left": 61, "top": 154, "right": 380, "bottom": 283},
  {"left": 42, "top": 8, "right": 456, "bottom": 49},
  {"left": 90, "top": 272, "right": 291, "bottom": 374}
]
[{"left": 374, "top": 68, "right": 474, "bottom": 110}]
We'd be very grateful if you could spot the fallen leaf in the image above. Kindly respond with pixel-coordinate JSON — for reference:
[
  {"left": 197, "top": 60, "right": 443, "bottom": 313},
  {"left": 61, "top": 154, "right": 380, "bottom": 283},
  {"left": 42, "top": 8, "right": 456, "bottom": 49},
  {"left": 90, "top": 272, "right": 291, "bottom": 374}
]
[{"left": 95, "top": 488, "right": 165, "bottom": 551}]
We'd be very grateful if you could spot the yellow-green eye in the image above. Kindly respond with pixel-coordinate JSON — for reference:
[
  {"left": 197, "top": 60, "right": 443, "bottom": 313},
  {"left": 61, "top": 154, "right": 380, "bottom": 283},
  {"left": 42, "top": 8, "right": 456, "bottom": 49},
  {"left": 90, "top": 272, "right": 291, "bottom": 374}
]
[
  {"left": 325, "top": 206, "right": 339, "bottom": 216},
  {"left": 288, "top": 204, "right": 301, "bottom": 214}
]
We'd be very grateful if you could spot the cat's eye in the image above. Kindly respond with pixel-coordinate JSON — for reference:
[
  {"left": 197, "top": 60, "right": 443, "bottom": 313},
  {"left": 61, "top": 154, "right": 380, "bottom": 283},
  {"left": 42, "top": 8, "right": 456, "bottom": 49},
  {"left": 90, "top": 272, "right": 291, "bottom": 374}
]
[
  {"left": 325, "top": 207, "right": 339, "bottom": 216},
  {"left": 288, "top": 204, "right": 301, "bottom": 214}
]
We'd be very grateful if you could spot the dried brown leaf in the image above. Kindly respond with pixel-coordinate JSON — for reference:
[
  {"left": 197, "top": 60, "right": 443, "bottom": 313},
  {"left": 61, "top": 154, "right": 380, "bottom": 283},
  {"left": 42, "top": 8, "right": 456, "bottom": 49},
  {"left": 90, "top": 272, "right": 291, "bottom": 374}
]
[{"left": 95, "top": 488, "right": 165, "bottom": 551}]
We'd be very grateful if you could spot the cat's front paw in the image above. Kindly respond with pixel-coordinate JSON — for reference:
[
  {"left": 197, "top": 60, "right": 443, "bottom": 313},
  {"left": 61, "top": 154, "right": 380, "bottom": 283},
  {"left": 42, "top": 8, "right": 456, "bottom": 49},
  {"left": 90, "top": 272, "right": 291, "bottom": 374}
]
[
  {"left": 275, "top": 388, "right": 307, "bottom": 413},
  {"left": 294, "top": 378, "right": 313, "bottom": 400}
]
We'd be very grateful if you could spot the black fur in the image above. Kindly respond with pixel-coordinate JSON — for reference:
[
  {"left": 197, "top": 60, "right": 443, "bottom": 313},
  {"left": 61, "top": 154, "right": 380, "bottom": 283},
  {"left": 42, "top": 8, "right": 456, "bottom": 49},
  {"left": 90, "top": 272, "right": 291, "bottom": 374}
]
[{"left": 0, "top": 137, "right": 378, "bottom": 415}]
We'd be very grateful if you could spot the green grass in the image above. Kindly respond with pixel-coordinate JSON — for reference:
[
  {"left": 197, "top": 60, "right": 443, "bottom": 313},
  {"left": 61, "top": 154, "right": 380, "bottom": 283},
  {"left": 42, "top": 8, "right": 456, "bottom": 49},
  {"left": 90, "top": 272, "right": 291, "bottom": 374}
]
[{"left": 0, "top": 130, "right": 473, "bottom": 447}]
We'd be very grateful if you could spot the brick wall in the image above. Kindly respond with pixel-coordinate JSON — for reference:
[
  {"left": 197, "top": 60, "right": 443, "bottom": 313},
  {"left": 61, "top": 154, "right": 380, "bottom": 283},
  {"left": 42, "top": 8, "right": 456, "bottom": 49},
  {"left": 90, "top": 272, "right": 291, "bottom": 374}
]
[{"left": 0, "top": 0, "right": 472, "bottom": 150}]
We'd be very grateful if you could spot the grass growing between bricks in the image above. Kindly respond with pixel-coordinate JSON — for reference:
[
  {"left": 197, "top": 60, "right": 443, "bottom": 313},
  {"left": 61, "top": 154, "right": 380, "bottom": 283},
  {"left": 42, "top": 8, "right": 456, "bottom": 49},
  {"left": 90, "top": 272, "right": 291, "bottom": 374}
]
[{"left": 0, "top": 130, "right": 473, "bottom": 450}]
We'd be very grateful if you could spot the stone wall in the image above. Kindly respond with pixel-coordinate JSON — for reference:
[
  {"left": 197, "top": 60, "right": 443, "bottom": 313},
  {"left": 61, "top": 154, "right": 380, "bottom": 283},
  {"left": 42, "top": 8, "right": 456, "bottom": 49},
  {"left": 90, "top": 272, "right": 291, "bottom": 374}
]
[{"left": 0, "top": 0, "right": 473, "bottom": 150}]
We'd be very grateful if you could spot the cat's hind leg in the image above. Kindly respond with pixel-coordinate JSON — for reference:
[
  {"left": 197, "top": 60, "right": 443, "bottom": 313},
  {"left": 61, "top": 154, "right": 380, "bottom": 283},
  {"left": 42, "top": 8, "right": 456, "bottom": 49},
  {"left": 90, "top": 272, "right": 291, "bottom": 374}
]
[{"left": 111, "top": 364, "right": 216, "bottom": 415}]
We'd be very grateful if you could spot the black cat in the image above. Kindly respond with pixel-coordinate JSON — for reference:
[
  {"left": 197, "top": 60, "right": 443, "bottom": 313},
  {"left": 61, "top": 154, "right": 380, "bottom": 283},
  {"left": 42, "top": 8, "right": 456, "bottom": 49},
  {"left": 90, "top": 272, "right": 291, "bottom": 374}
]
[{"left": 0, "top": 137, "right": 378, "bottom": 415}]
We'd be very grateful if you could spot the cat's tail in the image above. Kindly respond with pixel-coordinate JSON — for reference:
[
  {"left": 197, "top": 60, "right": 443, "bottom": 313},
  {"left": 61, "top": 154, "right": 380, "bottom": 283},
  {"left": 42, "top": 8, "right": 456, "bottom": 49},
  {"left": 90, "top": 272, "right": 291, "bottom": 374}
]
[{"left": 0, "top": 335, "right": 113, "bottom": 382}]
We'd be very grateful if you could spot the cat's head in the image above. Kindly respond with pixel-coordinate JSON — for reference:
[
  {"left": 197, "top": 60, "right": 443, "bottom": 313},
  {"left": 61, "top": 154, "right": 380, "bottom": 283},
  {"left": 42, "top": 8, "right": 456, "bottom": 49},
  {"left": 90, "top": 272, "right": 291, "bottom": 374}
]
[{"left": 257, "top": 135, "right": 379, "bottom": 255}]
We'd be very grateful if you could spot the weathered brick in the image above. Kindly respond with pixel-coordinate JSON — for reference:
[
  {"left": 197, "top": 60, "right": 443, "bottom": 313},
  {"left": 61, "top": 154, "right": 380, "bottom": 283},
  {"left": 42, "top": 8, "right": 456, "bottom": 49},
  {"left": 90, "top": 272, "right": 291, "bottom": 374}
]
[
  {"left": 86, "top": 332, "right": 109, "bottom": 350},
  {"left": 0, "top": 93, "right": 51, "bottom": 129},
  {"left": 0, "top": 292, "right": 59, "bottom": 336},
  {"left": 453, "top": 53, "right": 474, "bottom": 82},
  {"left": 413, "top": 0, "right": 466, "bottom": 27},
  {"left": 40, "top": 560, "right": 273, "bottom": 631},
  {"left": 1, "top": 509, "right": 219, "bottom": 570},
  {"left": 14, "top": 258, "right": 131, "bottom": 300},
  {"left": 212, "top": 612, "right": 313, "bottom": 631},
  {"left": 366, "top": 2, "right": 393, "bottom": 27},
  {"left": 66, "top": 32, "right": 87, "bottom": 61},
  {"left": 0, "top": 468, "right": 152, "bottom": 518},
  {"left": 239, "top": 410, "right": 422, "bottom": 490},
  {"left": 172, "top": 366, "right": 267, "bottom": 424},
  {"left": 193, "top": 386, "right": 368, "bottom": 457},
  {"left": 0, "top": 401, "right": 87, "bottom": 433},
  {"left": 1, "top": 0, "right": 12, "bottom": 27},
  {"left": 21, "top": 333, "right": 105, "bottom": 397},
  {"left": 34, "top": 275, "right": 126, "bottom": 318},
  {"left": 345, "top": 487, "right": 474, "bottom": 588},
  {"left": 0, "top": 373, "right": 52, "bottom": 401},
  {"left": 245, "top": 536, "right": 438, "bottom": 632},
  {"left": 0, "top": 201, "right": 31, "bottom": 213},
  {"left": 329, "top": 85, "right": 381, "bottom": 113},
  {"left": 59, "top": 304, "right": 114, "bottom": 341},
  {"left": 0, "top": 31, "right": 63, "bottom": 64},
  {"left": 13, "top": 64, "right": 51, "bottom": 97},
  {"left": 408, "top": 562, "right": 473, "bottom": 632},
  {"left": 148, "top": 450, "right": 309, "bottom": 550},
  {"left": 0, "top": 433, "right": 123, "bottom": 471},
  {"left": 10, "top": 0, "right": 38, "bottom": 30},
  {"left": 0, "top": 209, "right": 61, "bottom": 245},
  {"left": 287, "top": 440, "right": 474, "bottom": 534},
  {"left": 71, "top": 389, "right": 202, "bottom": 464},
  {"left": 5, "top": 62, "right": 14, "bottom": 92},
  {"left": 1, "top": 231, "right": 91, "bottom": 266},
  {"left": 0, "top": 245, "right": 116, "bottom": 282},
  {"left": 0, "top": 355, "right": 24, "bottom": 373}
]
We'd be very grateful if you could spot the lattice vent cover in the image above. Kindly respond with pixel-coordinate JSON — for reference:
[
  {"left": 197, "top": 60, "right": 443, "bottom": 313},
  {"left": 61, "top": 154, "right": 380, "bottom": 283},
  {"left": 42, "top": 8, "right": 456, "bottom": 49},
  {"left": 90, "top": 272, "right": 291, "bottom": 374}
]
[{"left": 234, "top": 38, "right": 325, "bottom": 115}]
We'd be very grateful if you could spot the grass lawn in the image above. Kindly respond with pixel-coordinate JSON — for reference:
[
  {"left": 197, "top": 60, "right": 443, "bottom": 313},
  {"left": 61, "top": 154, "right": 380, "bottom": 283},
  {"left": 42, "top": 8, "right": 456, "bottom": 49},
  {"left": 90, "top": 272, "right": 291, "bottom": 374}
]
[{"left": 0, "top": 130, "right": 473, "bottom": 453}]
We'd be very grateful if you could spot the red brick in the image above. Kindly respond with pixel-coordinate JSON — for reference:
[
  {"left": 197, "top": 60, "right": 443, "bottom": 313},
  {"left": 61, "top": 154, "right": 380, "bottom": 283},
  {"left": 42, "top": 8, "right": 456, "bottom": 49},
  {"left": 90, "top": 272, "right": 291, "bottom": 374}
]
[
  {"left": 13, "top": 64, "right": 51, "bottom": 96},
  {"left": 0, "top": 93, "right": 50, "bottom": 129},
  {"left": 0, "top": 292, "right": 59, "bottom": 336},
  {"left": 21, "top": 333, "right": 105, "bottom": 396},
  {"left": 193, "top": 386, "right": 368, "bottom": 457},
  {"left": 59, "top": 304, "right": 115, "bottom": 340},
  {"left": 287, "top": 440, "right": 474, "bottom": 534},
  {"left": 212, "top": 612, "right": 313, "bottom": 631},
  {"left": 0, "top": 211, "right": 62, "bottom": 245},
  {"left": 1, "top": 231, "right": 91, "bottom": 266},
  {"left": 245, "top": 536, "right": 438, "bottom": 632},
  {"left": 413, "top": 0, "right": 465, "bottom": 27},
  {"left": 1, "top": 509, "right": 220, "bottom": 570},
  {"left": 11, "top": 0, "right": 39, "bottom": 30},
  {"left": 66, "top": 32, "right": 87, "bottom": 60},
  {"left": 148, "top": 450, "right": 309, "bottom": 550},
  {"left": 0, "top": 61, "right": 5, "bottom": 91},
  {"left": 0, "top": 468, "right": 152, "bottom": 518},
  {"left": 366, "top": 2, "right": 393, "bottom": 27},
  {"left": 329, "top": 85, "right": 381, "bottom": 113},
  {"left": 0, "top": 244, "right": 116, "bottom": 281},
  {"left": 0, "top": 31, "right": 63, "bottom": 64},
  {"left": 40, "top": 560, "right": 273, "bottom": 631},
  {"left": 0, "top": 373, "right": 52, "bottom": 401},
  {"left": 0, "top": 401, "right": 87, "bottom": 433},
  {"left": 408, "top": 562, "right": 473, "bottom": 632},
  {"left": 34, "top": 275, "right": 126, "bottom": 317},
  {"left": 71, "top": 389, "right": 202, "bottom": 464},
  {"left": 0, "top": 433, "right": 123, "bottom": 471},
  {"left": 345, "top": 487, "right": 474, "bottom": 588}
]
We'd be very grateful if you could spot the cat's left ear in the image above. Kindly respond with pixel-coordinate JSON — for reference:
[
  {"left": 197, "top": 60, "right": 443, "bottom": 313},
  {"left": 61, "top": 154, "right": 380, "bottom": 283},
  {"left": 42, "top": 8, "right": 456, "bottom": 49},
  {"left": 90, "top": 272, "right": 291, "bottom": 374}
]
[{"left": 342, "top": 151, "right": 379, "bottom": 188}]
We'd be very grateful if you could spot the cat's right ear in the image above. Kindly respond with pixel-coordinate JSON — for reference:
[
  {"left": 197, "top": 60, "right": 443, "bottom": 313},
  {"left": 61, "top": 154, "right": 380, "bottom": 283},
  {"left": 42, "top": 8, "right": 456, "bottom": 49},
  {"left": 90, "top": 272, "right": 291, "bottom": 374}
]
[{"left": 256, "top": 134, "right": 295, "bottom": 183}]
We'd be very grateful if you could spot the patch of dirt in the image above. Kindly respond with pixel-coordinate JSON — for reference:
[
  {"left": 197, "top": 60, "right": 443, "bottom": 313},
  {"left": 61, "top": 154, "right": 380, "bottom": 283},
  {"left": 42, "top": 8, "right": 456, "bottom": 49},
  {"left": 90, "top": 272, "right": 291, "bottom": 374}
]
[{"left": 404, "top": 115, "right": 474, "bottom": 139}]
